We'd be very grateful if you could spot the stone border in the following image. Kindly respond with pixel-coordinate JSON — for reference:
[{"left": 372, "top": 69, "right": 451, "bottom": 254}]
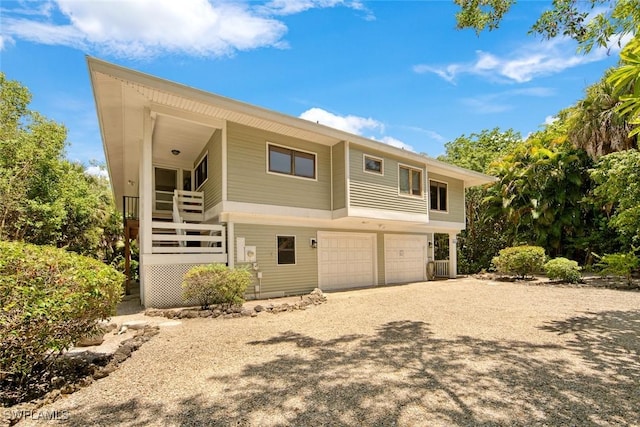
[
  {"left": 2, "top": 326, "right": 159, "bottom": 426},
  {"left": 144, "top": 288, "right": 327, "bottom": 320}
]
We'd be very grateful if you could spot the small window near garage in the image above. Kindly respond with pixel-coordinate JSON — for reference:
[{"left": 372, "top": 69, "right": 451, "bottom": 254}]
[
  {"left": 268, "top": 144, "right": 316, "bottom": 179},
  {"left": 194, "top": 154, "right": 208, "bottom": 189},
  {"left": 430, "top": 180, "right": 447, "bottom": 211},
  {"left": 399, "top": 165, "right": 422, "bottom": 197},
  {"left": 364, "top": 155, "right": 383, "bottom": 175},
  {"left": 277, "top": 235, "right": 296, "bottom": 265}
]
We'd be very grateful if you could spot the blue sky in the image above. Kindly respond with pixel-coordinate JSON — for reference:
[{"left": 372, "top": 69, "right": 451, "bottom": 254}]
[{"left": 0, "top": 0, "right": 626, "bottom": 170}]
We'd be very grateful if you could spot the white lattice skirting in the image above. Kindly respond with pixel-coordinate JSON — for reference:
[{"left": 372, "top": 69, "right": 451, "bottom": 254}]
[{"left": 144, "top": 263, "right": 206, "bottom": 308}]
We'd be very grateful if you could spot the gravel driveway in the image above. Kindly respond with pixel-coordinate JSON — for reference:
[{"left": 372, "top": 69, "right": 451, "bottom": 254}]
[{"left": 17, "top": 278, "right": 640, "bottom": 426}]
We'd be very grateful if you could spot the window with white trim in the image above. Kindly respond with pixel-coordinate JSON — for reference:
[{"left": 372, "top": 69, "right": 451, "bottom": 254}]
[
  {"left": 268, "top": 144, "right": 316, "bottom": 179},
  {"left": 430, "top": 180, "right": 447, "bottom": 211},
  {"left": 194, "top": 154, "right": 208, "bottom": 189},
  {"left": 277, "top": 235, "right": 296, "bottom": 265},
  {"left": 364, "top": 155, "right": 383, "bottom": 174},
  {"left": 399, "top": 165, "right": 422, "bottom": 197}
]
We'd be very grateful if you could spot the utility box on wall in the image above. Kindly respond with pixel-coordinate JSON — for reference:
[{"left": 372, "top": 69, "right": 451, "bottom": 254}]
[{"left": 244, "top": 246, "right": 257, "bottom": 263}]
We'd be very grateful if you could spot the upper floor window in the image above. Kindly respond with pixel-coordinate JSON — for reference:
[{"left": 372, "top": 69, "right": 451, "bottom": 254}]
[
  {"left": 363, "top": 155, "right": 383, "bottom": 175},
  {"left": 399, "top": 165, "right": 422, "bottom": 197},
  {"left": 430, "top": 180, "right": 448, "bottom": 211},
  {"left": 194, "top": 154, "right": 208, "bottom": 189},
  {"left": 268, "top": 144, "right": 316, "bottom": 179}
]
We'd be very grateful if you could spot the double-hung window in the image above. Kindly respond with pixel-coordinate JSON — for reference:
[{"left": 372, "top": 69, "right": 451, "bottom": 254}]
[
  {"left": 430, "top": 180, "right": 447, "bottom": 211},
  {"left": 399, "top": 165, "right": 422, "bottom": 197},
  {"left": 268, "top": 144, "right": 316, "bottom": 179}
]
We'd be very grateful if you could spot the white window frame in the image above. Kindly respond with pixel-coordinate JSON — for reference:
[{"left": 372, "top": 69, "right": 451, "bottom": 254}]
[
  {"left": 266, "top": 142, "right": 318, "bottom": 181},
  {"left": 194, "top": 151, "right": 208, "bottom": 191},
  {"left": 276, "top": 235, "right": 297, "bottom": 266},
  {"left": 363, "top": 154, "right": 384, "bottom": 175},
  {"left": 397, "top": 163, "right": 424, "bottom": 199},
  {"left": 429, "top": 179, "right": 449, "bottom": 213}
]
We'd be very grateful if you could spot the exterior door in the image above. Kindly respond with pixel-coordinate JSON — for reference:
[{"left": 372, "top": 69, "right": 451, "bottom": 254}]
[{"left": 317, "top": 232, "right": 376, "bottom": 291}]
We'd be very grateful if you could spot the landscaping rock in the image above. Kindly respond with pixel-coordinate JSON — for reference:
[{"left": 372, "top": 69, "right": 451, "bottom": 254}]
[
  {"left": 254, "top": 305, "right": 264, "bottom": 312},
  {"left": 122, "top": 320, "right": 148, "bottom": 330}
]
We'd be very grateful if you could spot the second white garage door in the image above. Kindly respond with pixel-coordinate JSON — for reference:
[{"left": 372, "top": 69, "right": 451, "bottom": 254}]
[
  {"left": 384, "top": 234, "right": 428, "bottom": 284},
  {"left": 317, "top": 232, "right": 377, "bottom": 291}
]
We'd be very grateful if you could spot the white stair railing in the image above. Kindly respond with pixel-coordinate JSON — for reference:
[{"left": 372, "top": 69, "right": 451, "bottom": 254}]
[{"left": 173, "top": 189, "right": 204, "bottom": 222}]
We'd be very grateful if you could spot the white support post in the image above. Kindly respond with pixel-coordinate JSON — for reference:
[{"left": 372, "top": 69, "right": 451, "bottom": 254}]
[
  {"left": 448, "top": 232, "right": 458, "bottom": 278},
  {"left": 139, "top": 108, "right": 154, "bottom": 304}
]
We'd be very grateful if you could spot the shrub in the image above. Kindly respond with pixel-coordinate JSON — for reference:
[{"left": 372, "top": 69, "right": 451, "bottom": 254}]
[
  {"left": 544, "top": 257, "right": 582, "bottom": 283},
  {"left": 491, "top": 245, "right": 546, "bottom": 279},
  {"left": 0, "top": 241, "right": 123, "bottom": 391},
  {"left": 182, "top": 264, "right": 252, "bottom": 309},
  {"left": 596, "top": 252, "right": 639, "bottom": 285}
]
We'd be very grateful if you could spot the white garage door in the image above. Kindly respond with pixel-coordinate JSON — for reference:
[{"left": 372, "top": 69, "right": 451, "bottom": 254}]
[
  {"left": 318, "top": 232, "right": 376, "bottom": 290},
  {"left": 385, "top": 235, "right": 428, "bottom": 284}
]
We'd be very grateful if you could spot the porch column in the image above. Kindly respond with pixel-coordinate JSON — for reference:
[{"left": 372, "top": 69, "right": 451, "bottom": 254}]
[
  {"left": 448, "top": 232, "right": 458, "bottom": 278},
  {"left": 227, "top": 222, "right": 235, "bottom": 269},
  {"left": 139, "top": 108, "right": 154, "bottom": 303}
]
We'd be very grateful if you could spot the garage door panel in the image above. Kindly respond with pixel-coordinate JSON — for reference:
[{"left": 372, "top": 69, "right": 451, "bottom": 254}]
[
  {"left": 318, "top": 232, "right": 376, "bottom": 290},
  {"left": 385, "top": 235, "right": 428, "bottom": 285}
]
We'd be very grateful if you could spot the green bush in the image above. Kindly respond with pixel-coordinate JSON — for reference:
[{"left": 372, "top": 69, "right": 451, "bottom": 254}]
[
  {"left": 182, "top": 264, "right": 252, "bottom": 309},
  {"left": 596, "top": 252, "right": 639, "bottom": 285},
  {"left": 491, "top": 245, "right": 546, "bottom": 279},
  {"left": 0, "top": 241, "right": 123, "bottom": 387},
  {"left": 544, "top": 257, "right": 582, "bottom": 283}
]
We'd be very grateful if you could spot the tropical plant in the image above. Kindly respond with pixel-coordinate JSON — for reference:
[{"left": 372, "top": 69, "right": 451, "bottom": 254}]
[
  {"left": 0, "top": 241, "right": 123, "bottom": 397},
  {"left": 182, "top": 264, "right": 253, "bottom": 310},
  {"left": 544, "top": 257, "right": 582, "bottom": 283},
  {"left": 564, "top": 73, "right": 636, "bottom": 158},
  {"left": 596, "top": 252, "right": 639, "bottom": 285},
  {"left": 608, "top": 35, "right": 640, "bottom": 138},
  {"left": 492, "top": 245, "right": 546, "bottom": 279}
]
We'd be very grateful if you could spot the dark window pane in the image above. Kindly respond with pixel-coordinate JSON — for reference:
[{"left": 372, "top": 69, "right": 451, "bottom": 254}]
[
  {"left": 439, "top": 185, "right": 447, "bottom": 211},
  {"left": 269, "top": 147, "right": 292, "bottom": 174},
  {"left": 411, "top": 170, "right": 422, "bottom": 195},
  {"left": 277, "top": 236, "right": 296, "bottom": 265},
  {"left": 399, "top": 167, "right": 410, "bottom": 193},
  {"left": 294, "top": 152, "right": 315, "bottom": 178},
  {"left": 195, "top": 155, "right": 208, "bottom": 188},
  {"left": 430, "top": 184, "right": 438, "bottom": 209},
  {"left": 365, "top": 157, "right": 382, "bottom": 173}
]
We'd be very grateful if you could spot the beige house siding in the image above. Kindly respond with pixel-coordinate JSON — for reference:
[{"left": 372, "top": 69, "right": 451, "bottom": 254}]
[
  {"left": 234, "top": 223, "right": 319, "bottom": 297},
  {"left": 227, "top": 122, "right": 331, "bottom": 210},
  {"left": 332, "top": 141, "right": 346, "bottom": 210},
  {"left": 195, "top": 129, "right": 222, "bottom": 211},
  {"left": 428, "top": 172, "right": 465, "bottom": 223},
  {"left": 376, "top": 231, "right": 385, "bottom": 285},
  {"left": 349, "top": 145, "right": 427, "bottom": 214}
]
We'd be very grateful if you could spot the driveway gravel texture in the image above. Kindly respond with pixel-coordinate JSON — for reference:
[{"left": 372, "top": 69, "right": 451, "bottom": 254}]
[{"left": 16, "top": 278, "right": 640, "bottom": 426}]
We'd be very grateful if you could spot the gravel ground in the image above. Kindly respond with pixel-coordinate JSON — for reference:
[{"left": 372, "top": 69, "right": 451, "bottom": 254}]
[{"left": 13, "top": 277, "right": 640, "bottom": 426}]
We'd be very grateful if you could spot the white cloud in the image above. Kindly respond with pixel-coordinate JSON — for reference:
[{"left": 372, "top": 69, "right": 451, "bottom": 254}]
[
  {"left": 0, "top": 0, "right": 372, "bottom": 58},
  {"left": 414, "top": 37, "right": 623, "bottom": 84},
  {"left": 299, "top": 107, "right": 413, "bottom": 151},
  {"left": 544, "top": 115, "right": 559, "bottom": 125},
  {"left": 85, "top": 165, "right": 109, "bottom": 179},
  {"left": 377, "top": 136, "right": 414, "bottom": 152},
  {"left": 299, "top": 107, "right": 383, "bottom": 135}
]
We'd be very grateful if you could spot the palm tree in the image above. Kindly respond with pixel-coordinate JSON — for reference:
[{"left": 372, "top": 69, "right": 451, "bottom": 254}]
[{"left": 565, "top": 73, "right": 637, "bottom": 158}]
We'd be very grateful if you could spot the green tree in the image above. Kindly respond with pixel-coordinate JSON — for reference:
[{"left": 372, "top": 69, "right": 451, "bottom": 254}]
[
  {"left": 590, "top": 149, "right": 640, "bottom": 248},
  {"left": 439, "top": 128, "right": 520, "bottom": 272},
  {"left": 563, "top": 72, "right": 636, "bottom": 158},
  {"left": 0, "top": 73, "right": 121, "bottom": 260},
  {"left": 455, "top": 0, "right": 639, "bottom": 53},
  {"left": 486, "top": 125, "right": 591, "bottom": 256}
]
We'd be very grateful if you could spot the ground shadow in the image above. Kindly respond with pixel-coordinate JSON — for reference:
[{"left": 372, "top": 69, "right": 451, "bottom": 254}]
[{"left": 58, "top": 314, "right": 640, "bottom": 426}]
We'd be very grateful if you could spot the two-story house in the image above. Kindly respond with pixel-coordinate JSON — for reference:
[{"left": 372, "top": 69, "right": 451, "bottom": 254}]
[{"left": 88, "top": 57, "right": 495, "bottom": 308}]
